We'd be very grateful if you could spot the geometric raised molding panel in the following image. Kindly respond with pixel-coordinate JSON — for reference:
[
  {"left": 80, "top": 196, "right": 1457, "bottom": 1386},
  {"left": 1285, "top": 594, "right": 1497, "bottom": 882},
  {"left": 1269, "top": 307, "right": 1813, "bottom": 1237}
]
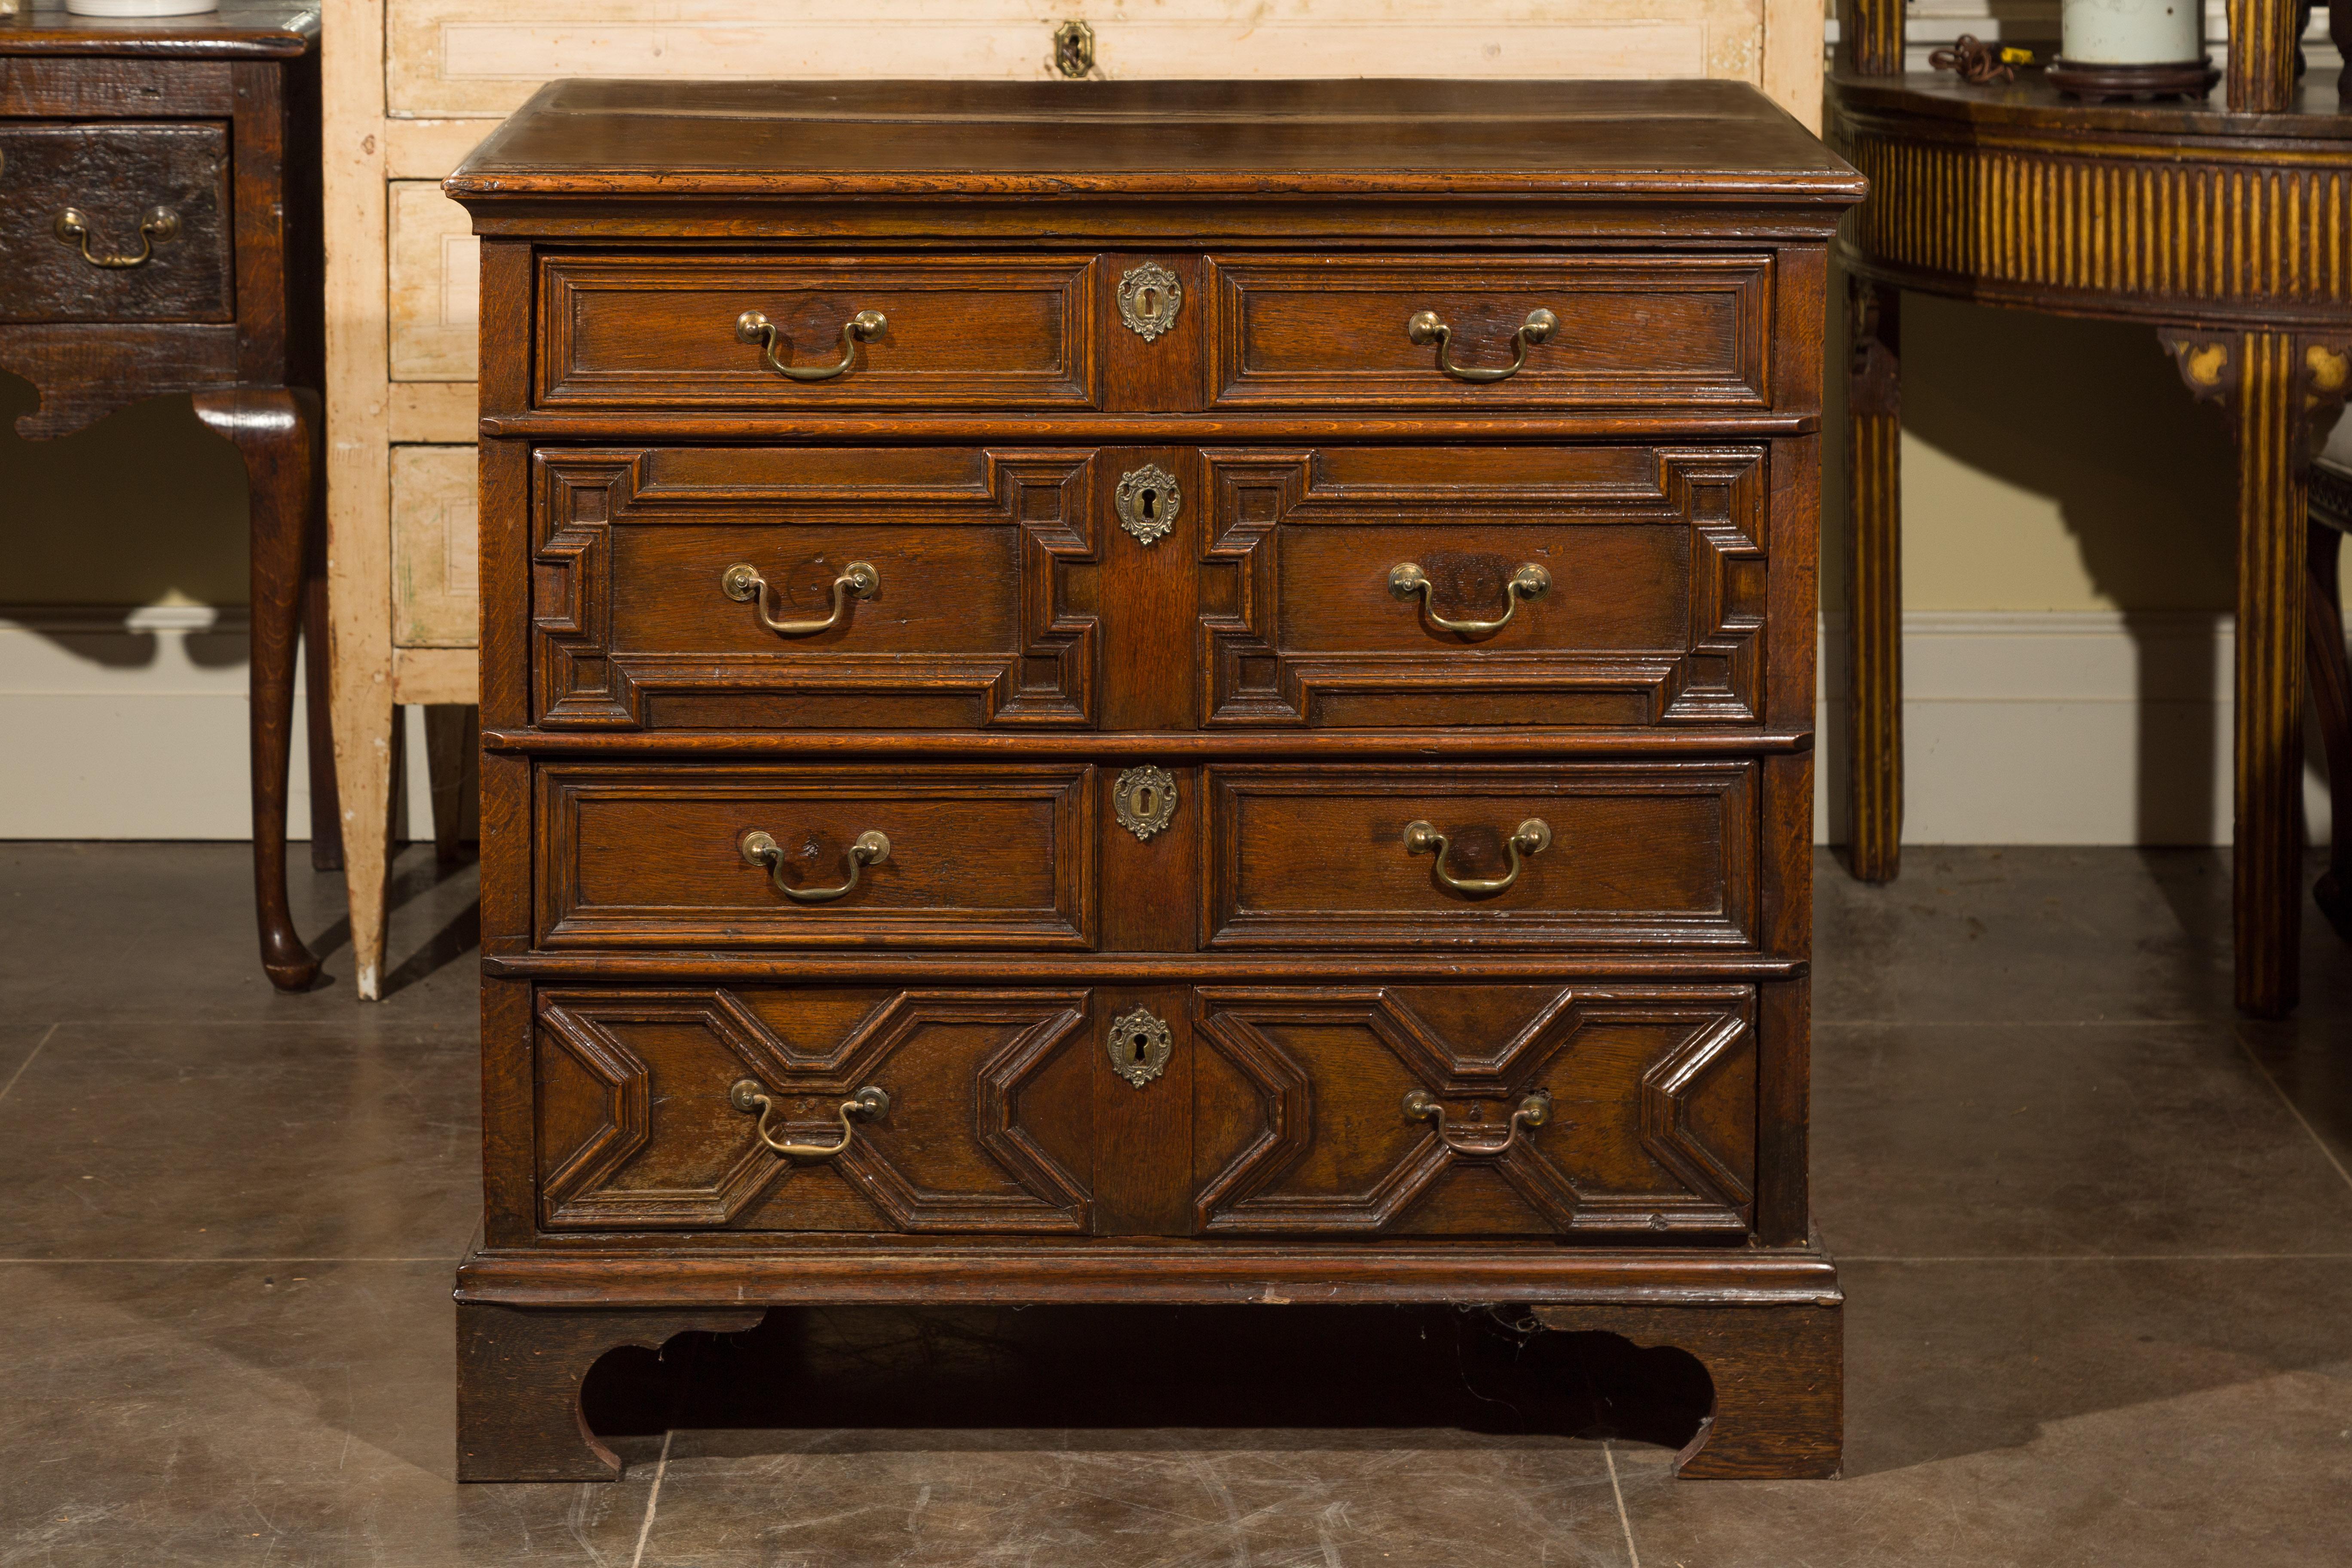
[
  {"left": 1197, "top": 445, "right": 1768, "bottom": 727},
  {"left": 534, "top": 989, "right": 1094, "bottom": 1232},
  {"left": 1192, "top": 984, "right": 1756, "bottom": 1236},
  {"left": 531, "top": 448, "right": 1099, "bottom": 729}
]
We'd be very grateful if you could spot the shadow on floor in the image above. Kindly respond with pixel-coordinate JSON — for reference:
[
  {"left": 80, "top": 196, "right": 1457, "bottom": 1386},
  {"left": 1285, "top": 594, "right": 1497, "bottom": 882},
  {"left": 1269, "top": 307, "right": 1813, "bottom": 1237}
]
[{"left": 583, "top": 1303, "right": 1712, "bottom": 1457}]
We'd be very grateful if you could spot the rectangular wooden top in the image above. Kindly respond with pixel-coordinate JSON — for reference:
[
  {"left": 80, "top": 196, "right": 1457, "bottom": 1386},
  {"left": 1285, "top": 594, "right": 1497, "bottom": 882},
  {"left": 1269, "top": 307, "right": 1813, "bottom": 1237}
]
[
  {"left": 0, "top": 1, "right": 317, "bottom": 58},
  {"left": 445, "top": 78, "right": 1865, "bottom": 205}
]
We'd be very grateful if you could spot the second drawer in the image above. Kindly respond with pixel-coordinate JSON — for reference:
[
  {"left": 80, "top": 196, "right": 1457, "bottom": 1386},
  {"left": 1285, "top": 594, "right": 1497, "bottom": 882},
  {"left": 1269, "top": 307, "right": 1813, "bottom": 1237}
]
[
  {"left": 1205, "top": 761, "right": 1758, "bottom": 950},
  {"left": 538, "top": 763, "right": 1097, "bottom": 950}
]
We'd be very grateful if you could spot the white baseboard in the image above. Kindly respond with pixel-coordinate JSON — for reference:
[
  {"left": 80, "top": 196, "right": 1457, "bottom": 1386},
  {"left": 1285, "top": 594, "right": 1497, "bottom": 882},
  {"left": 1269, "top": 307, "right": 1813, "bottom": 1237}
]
[
  {"left": 0, "top": 604, "right": 2340, "bottom": 846},
  {"left": 0, "top": 605, "right": 445, "bottom": 840},
  {"left": 1817, "top": 610, "right": 2340, "bottom": 846}
]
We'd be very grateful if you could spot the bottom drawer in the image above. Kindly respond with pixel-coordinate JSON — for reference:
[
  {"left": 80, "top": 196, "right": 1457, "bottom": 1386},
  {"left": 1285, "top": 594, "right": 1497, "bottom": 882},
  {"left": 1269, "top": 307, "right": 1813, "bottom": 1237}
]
[{"left": 530, "top": 981, "right": 1761, "bottom": 1239}]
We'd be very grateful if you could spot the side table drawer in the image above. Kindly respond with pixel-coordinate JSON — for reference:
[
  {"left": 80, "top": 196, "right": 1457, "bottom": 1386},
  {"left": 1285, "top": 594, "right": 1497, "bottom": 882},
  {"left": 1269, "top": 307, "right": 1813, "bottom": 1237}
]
[
  {"left": 1207, "top": 253, "right": 1772, "bottom": 411},
  {"left": 0, "top": 122, "right": 232, "bottom": 323},
  {"left": 1204, "top": 761, "right": 1758, "bottom": 951},
  {"left": 537, "top": 762, "right": 1098, "bottom": 951},
  {"left": 538, "top": 253, "right": 1100, "bottom": 410}
]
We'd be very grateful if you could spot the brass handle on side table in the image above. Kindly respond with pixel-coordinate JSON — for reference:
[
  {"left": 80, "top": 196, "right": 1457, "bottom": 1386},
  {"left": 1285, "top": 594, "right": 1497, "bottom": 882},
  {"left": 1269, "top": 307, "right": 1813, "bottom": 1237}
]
[
  {"left": 736, "top": 308, "right": 886, "bottom": 382},
  {"left": 1403, "top": 1088, "right": 1552, "bottom": 1156},
  {"left": 741, "top": 828, "right": 891, "bottom": 904},
  {"left": 54, "top": 206, "right": 179, "bottom": 269},
  {"left": 730, "top": 1080, "right": 889, "bottom": 1158},
  {"left": 722, "top": 560, "right": 878, "bottom": 637},
  {"left": 1406, "top": 307, "right": 1557, "bottom": 383},
  {"left": 1404, "top": 817, "right": 1550, "bottom": 895},
  {"left": 1389, "top": 561, "right": 1549, "bottom": 638}
]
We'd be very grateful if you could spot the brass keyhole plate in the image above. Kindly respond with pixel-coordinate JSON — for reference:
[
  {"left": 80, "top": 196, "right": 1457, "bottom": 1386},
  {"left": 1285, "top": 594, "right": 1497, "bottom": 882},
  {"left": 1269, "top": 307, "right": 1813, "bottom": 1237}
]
[
  {"left": 1106, "top": 1004, "right": 1173, "bottom": 1089},
  {"left": 1117, "top": 260, "right": 1184, "bottom": 341},
  {"left": 1115, "top": 464, "right": 1180, "bottom": 545},
  {"left": 1113, "top": 764, "right": 1178, "bottom": 841}
]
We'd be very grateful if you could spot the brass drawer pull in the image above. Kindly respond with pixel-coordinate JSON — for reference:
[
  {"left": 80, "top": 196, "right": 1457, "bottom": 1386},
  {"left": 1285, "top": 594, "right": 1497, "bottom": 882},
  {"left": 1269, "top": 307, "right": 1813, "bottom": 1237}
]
[
  {"left": 722, "top": 560, "right": 879, "bottom": 637},
  {"left": 1405, "top": 816, "right": 1551, "bottom": 895},
  {"left": 1403, "top": 1088, "right": 1552, "bottom": 1155},
  {"left": 1389, "top": 561, "right": 1550, "bottom": 638},
  {"left": 736, "top": 307, "right": 886, "bottom": 382},
  {"left": 1406, "top": 307, "right": 1557, "bottom": 383},
  {"left": 741, "top": 828, "right": 891, "bottom": 904},
  {"left": 54, "top": 205, "right": 179, "bottom": 270},
  {"left": 730, "top": 1079, "right": 889, "bottom": 1158}
]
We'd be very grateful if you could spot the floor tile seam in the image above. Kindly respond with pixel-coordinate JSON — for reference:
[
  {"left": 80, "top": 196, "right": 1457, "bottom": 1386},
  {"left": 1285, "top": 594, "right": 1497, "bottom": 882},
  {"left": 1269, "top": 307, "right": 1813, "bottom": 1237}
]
[
  {"left": 0, "top": 1023, "right": 58, "bottom": 1105},
  {"left": 1602, "top": 1441, "right": 1643, "bottom": 1568},
  {"left": 2233, "top": 1030, "right": 2352, "bottom": 1198},
  {"left": 628, "top": 1429, "right": 673, "bottom": 1568}
]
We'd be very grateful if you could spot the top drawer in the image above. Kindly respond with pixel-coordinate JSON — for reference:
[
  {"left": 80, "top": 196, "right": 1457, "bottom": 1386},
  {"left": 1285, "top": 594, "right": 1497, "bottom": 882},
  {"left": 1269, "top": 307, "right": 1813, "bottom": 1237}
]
[
  {"left": 1206, "top": 253, "right": 1773, "bottom": 412},
  {"left": 538, "top": 254, "right": 1100, "bottom": 410},
  {"left": 0, "top": 122, "right": 233, "bottom": 324}
]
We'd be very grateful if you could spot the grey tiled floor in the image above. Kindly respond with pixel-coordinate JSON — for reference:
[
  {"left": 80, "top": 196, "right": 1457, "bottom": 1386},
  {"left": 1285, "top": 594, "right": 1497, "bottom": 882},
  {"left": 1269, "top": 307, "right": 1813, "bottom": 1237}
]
[{"left": 2, "top": 842, "right": 2349, "bottom": 1565}]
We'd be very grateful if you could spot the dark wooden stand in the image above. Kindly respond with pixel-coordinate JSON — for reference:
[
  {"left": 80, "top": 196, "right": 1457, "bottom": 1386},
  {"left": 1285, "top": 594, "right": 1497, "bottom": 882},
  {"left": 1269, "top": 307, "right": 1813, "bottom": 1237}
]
[
  {"left": 1830, "top": 0, "right": 2352, "bottom": 1017},
  {"left": 0, "top": 3, "right": 333, "bottom": 989}
]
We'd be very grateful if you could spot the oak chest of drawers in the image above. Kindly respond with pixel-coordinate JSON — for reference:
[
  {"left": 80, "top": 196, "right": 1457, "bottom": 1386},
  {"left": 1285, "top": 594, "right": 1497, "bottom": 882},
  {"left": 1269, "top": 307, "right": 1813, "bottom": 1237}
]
[{"left": 445, "top": 77, "right": 1865, "bottom": 1483}]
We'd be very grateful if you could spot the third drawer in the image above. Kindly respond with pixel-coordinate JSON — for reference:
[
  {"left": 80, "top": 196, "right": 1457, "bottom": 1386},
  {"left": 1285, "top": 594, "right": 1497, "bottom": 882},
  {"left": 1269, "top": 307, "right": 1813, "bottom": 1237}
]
[{"left": 535, "top": 758, "right": 1758, "bottom": 952}]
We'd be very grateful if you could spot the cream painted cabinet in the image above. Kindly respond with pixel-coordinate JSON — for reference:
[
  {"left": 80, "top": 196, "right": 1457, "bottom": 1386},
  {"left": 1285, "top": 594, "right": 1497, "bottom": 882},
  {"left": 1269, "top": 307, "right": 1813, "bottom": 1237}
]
[{"left": 321, "top": 0, "right": 1822, "bottom": 998}]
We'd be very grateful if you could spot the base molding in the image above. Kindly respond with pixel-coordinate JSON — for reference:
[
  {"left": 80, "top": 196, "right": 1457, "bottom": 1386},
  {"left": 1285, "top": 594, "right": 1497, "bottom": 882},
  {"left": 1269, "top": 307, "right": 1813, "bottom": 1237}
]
[{"left": 453, "top": 1244, "right": 1844, "bottom": 1483}]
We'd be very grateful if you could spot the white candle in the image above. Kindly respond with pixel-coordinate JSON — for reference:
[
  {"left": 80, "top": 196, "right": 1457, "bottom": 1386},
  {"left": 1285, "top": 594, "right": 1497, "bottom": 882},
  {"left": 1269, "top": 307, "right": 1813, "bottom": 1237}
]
[{"left": 2061, "top": 0, "right": 2204, "bottom": 64}]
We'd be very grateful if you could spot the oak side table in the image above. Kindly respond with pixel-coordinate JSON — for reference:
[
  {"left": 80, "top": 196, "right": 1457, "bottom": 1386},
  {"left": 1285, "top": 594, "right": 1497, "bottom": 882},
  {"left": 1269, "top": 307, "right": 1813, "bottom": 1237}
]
[
  {"left": 0, "top": 1, "right": 335, "bottom": 989},
  {"left": 1830, "top": 0, "right": 2352, "bottom": 1016}
]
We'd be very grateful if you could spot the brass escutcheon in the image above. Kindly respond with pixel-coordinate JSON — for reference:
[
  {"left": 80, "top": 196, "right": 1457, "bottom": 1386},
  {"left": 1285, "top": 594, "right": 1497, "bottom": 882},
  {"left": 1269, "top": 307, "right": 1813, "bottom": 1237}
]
[
  {"left": 1406, "top": 307, "right": 1558, "bottom": 383},
  {"left": 730, "top": 1079, "right": 890, "bottom": 1158},
  {"left": 1115, "top": 464, "right": 1180, "bottom": 545},
  {"left": 737, "top": 307, "right": 886, "bottom": 382},
  {"left": 1117, "top": 261, "right": 1184, "bottom": 340},
  {"left": 1113, "top": 765, "right": 1178, "bottom": 841},
  {"left": 1106, "top": 1004, "right": 1173, "bottom": 1089}
]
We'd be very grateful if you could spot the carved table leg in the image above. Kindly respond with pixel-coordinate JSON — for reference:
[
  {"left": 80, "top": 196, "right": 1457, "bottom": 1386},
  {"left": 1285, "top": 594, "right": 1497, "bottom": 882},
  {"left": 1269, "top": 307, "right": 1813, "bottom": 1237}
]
[
  {"left": 191, "top": 388, "right": 322, "bottom": 992},
  {"left": 2309, "top": 515, "right": 2352, "bottom": 934},
  {"left": 456, "top": 1302, "right": 767, "bottom": 1482},
  {"left": 2232, "top": 333, "right": 2309, "bottom": 1017},
  {"left": 1845, "top": 276, "right": 1904, "bottom": 882},
  {"left": 1532, "top": 1301, "right": 1843, "bottom": 1479},
  {"left": 2166, "top": 331, "right": 2351, "bottom": 1016}
]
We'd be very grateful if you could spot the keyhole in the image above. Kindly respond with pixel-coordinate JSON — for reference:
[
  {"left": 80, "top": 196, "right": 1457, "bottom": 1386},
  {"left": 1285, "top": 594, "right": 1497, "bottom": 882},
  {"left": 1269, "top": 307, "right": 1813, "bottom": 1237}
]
[
  {"left": 1140, "top": 286, "right": 1160, "bottom": 315},
  {"left": 1131, "top": 1032, "right": 1151, "bottom": 1063},
  {"left": 1139, "top": 488, "right": 1158, "bottom": 520},
  {"left": 1131, "top": 785, "right": 1156, "bottom": 817}
]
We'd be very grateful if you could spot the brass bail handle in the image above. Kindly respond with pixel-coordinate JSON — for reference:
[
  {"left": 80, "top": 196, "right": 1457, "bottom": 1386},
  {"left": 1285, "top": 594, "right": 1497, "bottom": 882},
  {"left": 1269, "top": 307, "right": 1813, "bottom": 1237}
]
[
  {"left": 1406, "top": 306, "right": 1558, "bottom": 383},
  {"left": 741, "top": 828, "right": 891, "bottom": 904},
  {"left": 722, "top": 560, "right": 879, "bottom": 637},
  {"left": 737, "top": 307, "right": 886, "bottom": 382},
  {"left": 1389, "top": 560, "right": 1550, "bottom": 638},
  {"left": 54, "top": 205, "right": 179, "bottom": 270},
  {"left": 730, "top": 1080, "right": 890, "bottom": 1158},
  {"left": 1402, "top": 1088, "right": 1553, "bottom": 1156},
  {"left": 1404, "top": 817, "right": 1551, "bottom": 895}
]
